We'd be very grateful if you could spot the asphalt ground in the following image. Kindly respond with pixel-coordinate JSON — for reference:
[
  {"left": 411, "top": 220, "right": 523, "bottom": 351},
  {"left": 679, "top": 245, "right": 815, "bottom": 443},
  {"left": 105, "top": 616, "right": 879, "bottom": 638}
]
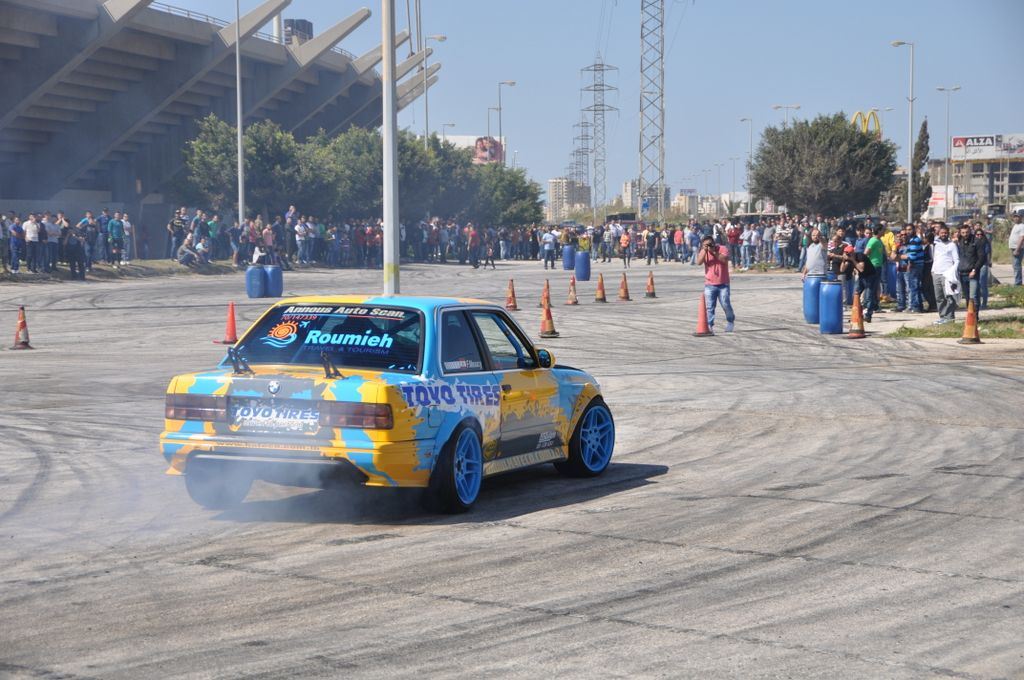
[{"left": 1, "top": 259, "right": 1022, "bottom": 679}]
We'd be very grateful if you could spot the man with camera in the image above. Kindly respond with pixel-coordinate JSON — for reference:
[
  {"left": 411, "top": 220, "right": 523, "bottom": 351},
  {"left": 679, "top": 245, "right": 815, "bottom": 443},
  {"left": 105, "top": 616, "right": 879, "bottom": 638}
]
[{"left": 696, "top": 234, "right": 735, "bottom": 333}]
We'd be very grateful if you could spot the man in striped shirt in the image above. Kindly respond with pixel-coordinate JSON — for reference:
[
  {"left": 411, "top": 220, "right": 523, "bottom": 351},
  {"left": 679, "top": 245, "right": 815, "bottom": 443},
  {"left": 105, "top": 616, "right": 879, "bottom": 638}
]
[{"left": 901, "top": 223, "right": 926, "bottom": 313}]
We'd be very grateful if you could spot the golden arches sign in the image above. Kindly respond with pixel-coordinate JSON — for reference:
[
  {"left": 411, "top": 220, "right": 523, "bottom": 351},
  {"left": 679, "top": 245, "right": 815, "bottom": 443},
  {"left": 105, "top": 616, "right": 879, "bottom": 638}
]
[{"left": 851, "top": 110, "right": 882, "bottom": 138}]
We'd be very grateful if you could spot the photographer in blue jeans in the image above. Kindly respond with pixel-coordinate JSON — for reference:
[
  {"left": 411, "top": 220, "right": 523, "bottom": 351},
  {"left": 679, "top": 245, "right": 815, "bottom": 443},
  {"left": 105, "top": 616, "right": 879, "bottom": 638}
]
[
  {"left": 696, "top": 235, "right": 735, "bottom": 333},
  {"left": 853, "top": 251, "right": 879, "bottom": 323}
]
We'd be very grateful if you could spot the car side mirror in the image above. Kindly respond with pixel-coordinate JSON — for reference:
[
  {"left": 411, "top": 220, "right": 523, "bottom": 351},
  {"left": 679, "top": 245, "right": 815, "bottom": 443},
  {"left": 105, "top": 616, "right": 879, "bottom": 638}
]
[{"left": 536, "top": 348, "right": 554, "bottom": 369}]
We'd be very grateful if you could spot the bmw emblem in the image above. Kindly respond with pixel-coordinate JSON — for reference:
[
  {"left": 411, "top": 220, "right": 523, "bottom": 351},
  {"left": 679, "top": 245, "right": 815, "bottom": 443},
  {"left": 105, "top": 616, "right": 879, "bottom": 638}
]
[{"left": 267, "top": 380, "right": 281, "bottom": 395}]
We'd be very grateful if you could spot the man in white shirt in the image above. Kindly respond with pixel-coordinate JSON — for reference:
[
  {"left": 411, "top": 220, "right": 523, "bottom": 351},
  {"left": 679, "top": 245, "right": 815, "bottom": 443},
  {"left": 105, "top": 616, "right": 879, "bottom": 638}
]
[
  {"left": 1009, "top": 213, "right": 1024, "bottom": 286},
  {"left": 931, "top": 224, "right": 960, "bottom": 324},
  {"left": 23, "top": 213, "right": 41, "bottom": 273},
  {"left": 541, "top": 227, "right": 557, "bottom": 270}
]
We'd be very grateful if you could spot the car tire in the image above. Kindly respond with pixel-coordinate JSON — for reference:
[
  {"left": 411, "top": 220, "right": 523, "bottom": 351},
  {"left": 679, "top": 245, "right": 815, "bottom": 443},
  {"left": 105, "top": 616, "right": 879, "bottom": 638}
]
[
  {"left": 423, "top": 423, "right": 483, "bottom": 513},
  {"left": 555, "top": 398, "right": 615, "bottom": 477},
  {"left": 184, "top": 458, "right": 252, "bottom": 509}
]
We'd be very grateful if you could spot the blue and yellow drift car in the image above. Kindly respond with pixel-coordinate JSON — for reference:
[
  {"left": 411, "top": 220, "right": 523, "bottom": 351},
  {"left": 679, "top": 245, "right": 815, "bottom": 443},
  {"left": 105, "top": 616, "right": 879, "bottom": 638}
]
[{"left": 160, "top": 295, "right": 615, "bottom": 512}]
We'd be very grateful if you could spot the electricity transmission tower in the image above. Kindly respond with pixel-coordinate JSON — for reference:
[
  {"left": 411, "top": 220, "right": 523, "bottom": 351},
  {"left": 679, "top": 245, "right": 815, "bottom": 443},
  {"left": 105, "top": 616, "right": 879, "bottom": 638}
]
[
  {"left": 639, "top": 0, "right": 665, "bottom": 221},
  {"left": 582, "top": 55, "right": 617, "bottom": 226},
  {"left": 573, "top": 116, "right": 592, "bottom": 187}
]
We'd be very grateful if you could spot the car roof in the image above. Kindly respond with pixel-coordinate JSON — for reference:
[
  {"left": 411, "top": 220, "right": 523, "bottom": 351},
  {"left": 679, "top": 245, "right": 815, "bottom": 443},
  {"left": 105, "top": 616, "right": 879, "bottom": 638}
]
[{"left": 272, "top": 294, "right": 499, "bottom": 314}]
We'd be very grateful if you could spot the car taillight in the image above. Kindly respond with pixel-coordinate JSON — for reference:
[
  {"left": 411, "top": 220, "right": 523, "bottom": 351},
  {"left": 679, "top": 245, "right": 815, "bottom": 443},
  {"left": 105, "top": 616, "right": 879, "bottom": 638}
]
[
  {"left": 320, "top": 402, "right": 393, "bottom": 429},
  {"left": 165, "top": 394, "right": 227, "bottom": 421}
]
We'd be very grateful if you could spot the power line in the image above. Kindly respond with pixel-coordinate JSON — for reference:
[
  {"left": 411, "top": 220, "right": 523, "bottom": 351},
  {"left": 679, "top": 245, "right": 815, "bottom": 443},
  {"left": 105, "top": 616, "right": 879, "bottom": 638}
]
[{"left": 639, "top": 0, "right": 665, "bottom": 221}]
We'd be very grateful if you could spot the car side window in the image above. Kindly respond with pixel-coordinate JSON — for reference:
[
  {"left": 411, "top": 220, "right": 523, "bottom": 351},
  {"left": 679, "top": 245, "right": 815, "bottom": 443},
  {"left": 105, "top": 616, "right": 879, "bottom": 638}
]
[
  {"left": 440, "top": 311, "right": 485, "bottom": 374},
  {"left": 471, "top": 312, "right": 536, "bottom": 371}
]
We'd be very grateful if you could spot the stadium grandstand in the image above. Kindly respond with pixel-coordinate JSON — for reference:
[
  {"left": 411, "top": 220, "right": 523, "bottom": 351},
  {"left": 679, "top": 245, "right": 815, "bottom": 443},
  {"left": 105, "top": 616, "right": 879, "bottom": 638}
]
[{"left": 0, "top": 0, "right": 439, "bottom": 247}]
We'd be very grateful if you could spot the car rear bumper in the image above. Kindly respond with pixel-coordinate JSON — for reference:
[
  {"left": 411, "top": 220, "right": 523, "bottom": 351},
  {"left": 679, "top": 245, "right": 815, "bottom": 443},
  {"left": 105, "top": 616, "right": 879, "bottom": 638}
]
[{"left": 160, "top": 433, "right": 433, "bottom": 487}]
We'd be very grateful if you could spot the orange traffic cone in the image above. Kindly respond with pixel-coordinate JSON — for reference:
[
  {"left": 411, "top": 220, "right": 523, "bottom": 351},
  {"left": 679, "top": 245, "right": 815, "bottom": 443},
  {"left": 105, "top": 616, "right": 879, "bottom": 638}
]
[
  {"left": 594, "top": 273, "right": 608, "bottom": 303},
  {"left": 644, "top": 271, "right": 657, "bottom": 298},
  {"left": 539, "top": 300, "right": 560, "bottom": 338},
  {"left": 215, "top": 301, "right": 239, "bottom": 344},
  {"left": 693, "top": 295, "right": 713, "bottom": 337},
  {"left": 617, "top": 272, "right": 631, "bottom": 301},
  {"left": 539, "top": 279, "right": 551, "bottom": 308},
  {"left": 566, "top": 275, "right": 579, "bottom": 305},
  {"left": 505, "top": 279, "right": 520, "bottom": 311},
  {"left": 957, "top": 300, "right": 982, "bottom": 345},
  {"left": 10, "top": 305, "right": 33, "bottom": 350},
  {"left": 848, "top": 294, "right": 866, "bottom": 339}
]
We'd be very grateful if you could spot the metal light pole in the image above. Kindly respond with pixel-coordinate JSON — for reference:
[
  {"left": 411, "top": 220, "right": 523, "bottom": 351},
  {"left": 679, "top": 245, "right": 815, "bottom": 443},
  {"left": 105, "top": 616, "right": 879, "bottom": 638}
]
[
  {"left": 234, "top": 0, "right": 244, "bottom": 228},
  {"left": 714, "top": 162, "right": 723, "bottom": 206},
  {"left": 729, "top": 157, "right": 739, "bottom": 208},
  {"left": 937, "top": 85, "right": 961, "bottom": 213},
  {"left": 382, "top": 0, "right": 400, "bottom": 294},
  {"left": 441, "top": 122, "right": 454, "bottom": 143},
  {"left": 892, "top": 40, "right": 915, "bottom": 223},
  {"left": 497, "top": 80, "right": 515, "bottom": 165},
  {"left": 486, "top": 107, "right": 498, "bottom": 138},
  {"left": 772, "top": 104, "right": 800, "bottom": 126},
  {"left": 740, "top": 117, "right": 753, "bottom": 211},
  {"left": 421, "top": 34, "right": 446, "bottom": 149},
  {"left": 512, "top": 150, "right": 518, "bottom": 169}
]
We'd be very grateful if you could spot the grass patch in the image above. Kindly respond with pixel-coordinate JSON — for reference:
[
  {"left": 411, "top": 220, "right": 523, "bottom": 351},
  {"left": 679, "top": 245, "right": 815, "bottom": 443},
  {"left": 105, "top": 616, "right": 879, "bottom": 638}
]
[
  {"left": 890, "top": 314, "right": 1024, "bottom": 339},
  {"left": 988, "top": 284, "right": 1024, "bottom": 309}
]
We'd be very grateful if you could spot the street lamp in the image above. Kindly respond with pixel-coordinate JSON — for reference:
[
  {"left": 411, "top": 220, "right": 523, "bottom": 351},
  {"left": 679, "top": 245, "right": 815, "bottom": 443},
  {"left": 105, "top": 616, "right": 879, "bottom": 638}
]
[
  {"left": 497, "top": 80, "right": 515, "bottom": 165},
  {"left": 441, "top": 122, "right": 455, "bottom": 143},
  {"left": 512, "top": 150, "right": 518, "bottom": 169},
  {"left": 729, "top": 157, "right": 740, "bottom": 206},
  {"left": 772, "top": 104, "right": 800, "bottom": 126},
  {"left": 892, "top": 40, "right": 915, "bottom": 223},
  {"left": 937, "top": 85, "right": 961, "bottom": 212},
  {"left": 486, "top": 107, "right": 499, "bottom": 138},
  {"left": 234, "top": 0, "right": 244, "bottom": 228},
  {"left": 422, "top": 34, "right": 446, "bottom": 149}
]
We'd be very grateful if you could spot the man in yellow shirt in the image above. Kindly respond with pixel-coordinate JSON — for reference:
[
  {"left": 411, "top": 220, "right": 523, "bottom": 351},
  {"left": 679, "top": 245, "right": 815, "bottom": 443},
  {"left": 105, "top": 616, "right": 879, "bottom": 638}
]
[{"left": 880, "top": 222, "right": 897, "bottom": 301}]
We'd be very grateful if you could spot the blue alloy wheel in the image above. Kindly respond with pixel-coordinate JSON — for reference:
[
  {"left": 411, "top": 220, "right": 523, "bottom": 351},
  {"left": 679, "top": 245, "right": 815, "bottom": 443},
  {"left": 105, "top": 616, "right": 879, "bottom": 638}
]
[
  {"left": 453, "top": 428, "right": 483, "bottom": 505},
  {"left": 556, "top": 399, "right": 615, "bottom": 477},
  {"left": 579, "top": 404, "right": 615, "bottom": 472}
]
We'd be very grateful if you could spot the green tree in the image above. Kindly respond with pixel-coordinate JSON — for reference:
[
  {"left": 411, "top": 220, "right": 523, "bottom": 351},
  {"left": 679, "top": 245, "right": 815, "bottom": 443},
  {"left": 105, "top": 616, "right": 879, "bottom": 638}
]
[
  {"left": 468, "top": 164, "right": 543, "bottom": 226},
  {"left": 750, "top": 112, "right": 897, "bottom": 215},
  {"left": 428, "top": 137, "right": 477, "bottom": 221},
  {"left": 181, "top": 114, "right": 236, "bottom": 213},
  {"left": 328, "top": 126, "right": 382, "bottom": 218},
  {"left": 887, "top": 119, "right": 932, "bottom": 221},
  {"left": 397, "top": 130, "right": 438, "bottom": 220},
  {"left": 243, "top": 120, "right": 299, "bottom": 218}
]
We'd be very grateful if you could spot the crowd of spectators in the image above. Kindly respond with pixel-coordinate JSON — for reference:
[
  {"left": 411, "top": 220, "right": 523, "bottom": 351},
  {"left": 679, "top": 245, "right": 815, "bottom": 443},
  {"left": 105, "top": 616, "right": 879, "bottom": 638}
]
[
  {"left": 1, "top": 208, "right": 139, "bottom": 279},
  {"left": 4, "top": 203, "right": 1022, "bottom": 322}
]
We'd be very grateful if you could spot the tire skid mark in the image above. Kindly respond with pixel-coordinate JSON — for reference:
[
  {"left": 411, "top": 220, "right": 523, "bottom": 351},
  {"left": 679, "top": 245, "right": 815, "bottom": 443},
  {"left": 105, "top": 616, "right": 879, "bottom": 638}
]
[
  {"left": 491, "top": 520, "right": 1022, "bottom": 585},
  {"left": 179, "top": 555, "right": 983, "bottom": 680}
]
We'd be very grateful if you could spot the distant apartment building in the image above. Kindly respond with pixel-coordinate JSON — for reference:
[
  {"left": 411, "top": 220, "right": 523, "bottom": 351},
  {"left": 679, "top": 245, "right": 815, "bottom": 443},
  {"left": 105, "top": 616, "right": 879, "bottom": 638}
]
[
  {"left": 621, "top": 179, "right": 671, "bottom": 213},
  {"left": 546, "top": 177, "right": 591, "bottom": 223}
]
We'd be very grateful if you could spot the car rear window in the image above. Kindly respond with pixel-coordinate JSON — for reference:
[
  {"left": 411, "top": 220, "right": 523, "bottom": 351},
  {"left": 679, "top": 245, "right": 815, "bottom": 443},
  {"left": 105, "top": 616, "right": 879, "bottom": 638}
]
[{"left": 235, "top": 304, "right": 422, "bottom": 373}]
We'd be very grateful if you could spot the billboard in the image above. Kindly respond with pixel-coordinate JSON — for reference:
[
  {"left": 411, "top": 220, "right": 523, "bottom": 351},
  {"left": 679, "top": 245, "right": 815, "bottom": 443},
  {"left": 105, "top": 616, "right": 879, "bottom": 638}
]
[
  {"left": 951, "top": 133, "right": 1024, "bottom": 161},
  {"left": 447, "top": 134, "right": 505, "bottom": 165}
]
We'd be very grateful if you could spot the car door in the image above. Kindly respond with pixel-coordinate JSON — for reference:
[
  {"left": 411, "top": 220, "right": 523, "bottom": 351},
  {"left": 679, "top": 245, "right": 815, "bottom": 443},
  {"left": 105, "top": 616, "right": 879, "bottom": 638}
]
[{"left": 468, "top": 310, "right": 560, "bottom": 459}]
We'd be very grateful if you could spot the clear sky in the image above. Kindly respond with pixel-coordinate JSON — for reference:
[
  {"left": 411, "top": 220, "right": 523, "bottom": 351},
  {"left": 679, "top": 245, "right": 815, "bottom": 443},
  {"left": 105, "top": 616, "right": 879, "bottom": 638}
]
[{"left": 173, "top": 0, "right": 1023, "bottom": 201}]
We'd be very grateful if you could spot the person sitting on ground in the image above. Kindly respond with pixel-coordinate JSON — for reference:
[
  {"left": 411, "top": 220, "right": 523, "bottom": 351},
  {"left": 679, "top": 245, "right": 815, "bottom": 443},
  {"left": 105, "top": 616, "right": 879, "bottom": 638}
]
[
  {"left": 177, "top": 235, "right": 199, "bottom": 268},
  {"left": 195, "top": 236, "right": 211, "bottom": 265}
]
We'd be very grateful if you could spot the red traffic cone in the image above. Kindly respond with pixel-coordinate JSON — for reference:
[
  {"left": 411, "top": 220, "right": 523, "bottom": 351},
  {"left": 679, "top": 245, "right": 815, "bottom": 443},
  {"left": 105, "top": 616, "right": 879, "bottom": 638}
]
[
  {"left": 215, "top": 301, "right": 239, "bottom": 344},
  {"left": 594, "top": 273, "right": 608, "bottom": 303},
  {"left": 10, "top": 306, "right": 33, "bottom": 349},
  {"left": 539, "top": 300, "right": 560, "bottom": 338},
  {"left": 566, "top": 275, "right": 579, "bottom": 305},
  {"left": 617, "top": 273, "right": 632, "bottom": 301},
  {"left": 693, "top": 296, "right": 714, "bottom": 337},
  {"left": 645, "top": 271, "right": 657, "bottom": 298},
  {"left": 505, "top": 279, "right": 520, "bottom": 311},
  {"left": 957, "top": 300, "right": 982, "bottom": 345},
  {"left": 848, "top": 294, "right": 866, "bottom": 339},
  {"left": 539, "top": 279, "right": 551, "bottom": 308}
]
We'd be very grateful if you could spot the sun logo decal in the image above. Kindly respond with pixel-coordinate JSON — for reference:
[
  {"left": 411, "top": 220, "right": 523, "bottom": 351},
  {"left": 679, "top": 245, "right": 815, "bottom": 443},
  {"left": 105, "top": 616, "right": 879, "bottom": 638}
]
[{"left": 261, "top": 321, "right": 299, "bottom": 348}]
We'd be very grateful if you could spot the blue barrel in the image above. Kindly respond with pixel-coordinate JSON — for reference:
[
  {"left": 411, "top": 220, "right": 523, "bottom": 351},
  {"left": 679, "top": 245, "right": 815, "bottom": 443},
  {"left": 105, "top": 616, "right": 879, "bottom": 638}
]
[
  {"left": 263, "top": 264, "right": 283, "bottom": 297},
  {"left": 819, "top": 281, "right": 844, "bottom": 334},
  {"left": 802, "top": 274, "right": 823, "bottom": 324},
  {"left": 562, "top": 245, "right": 576, "bottom": 270},
  {"left": 245, "top": 265, "right": 265, "bottom": 298},
  {"left": 574, "top": 251, "right": 591, "bottom": 281}
]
